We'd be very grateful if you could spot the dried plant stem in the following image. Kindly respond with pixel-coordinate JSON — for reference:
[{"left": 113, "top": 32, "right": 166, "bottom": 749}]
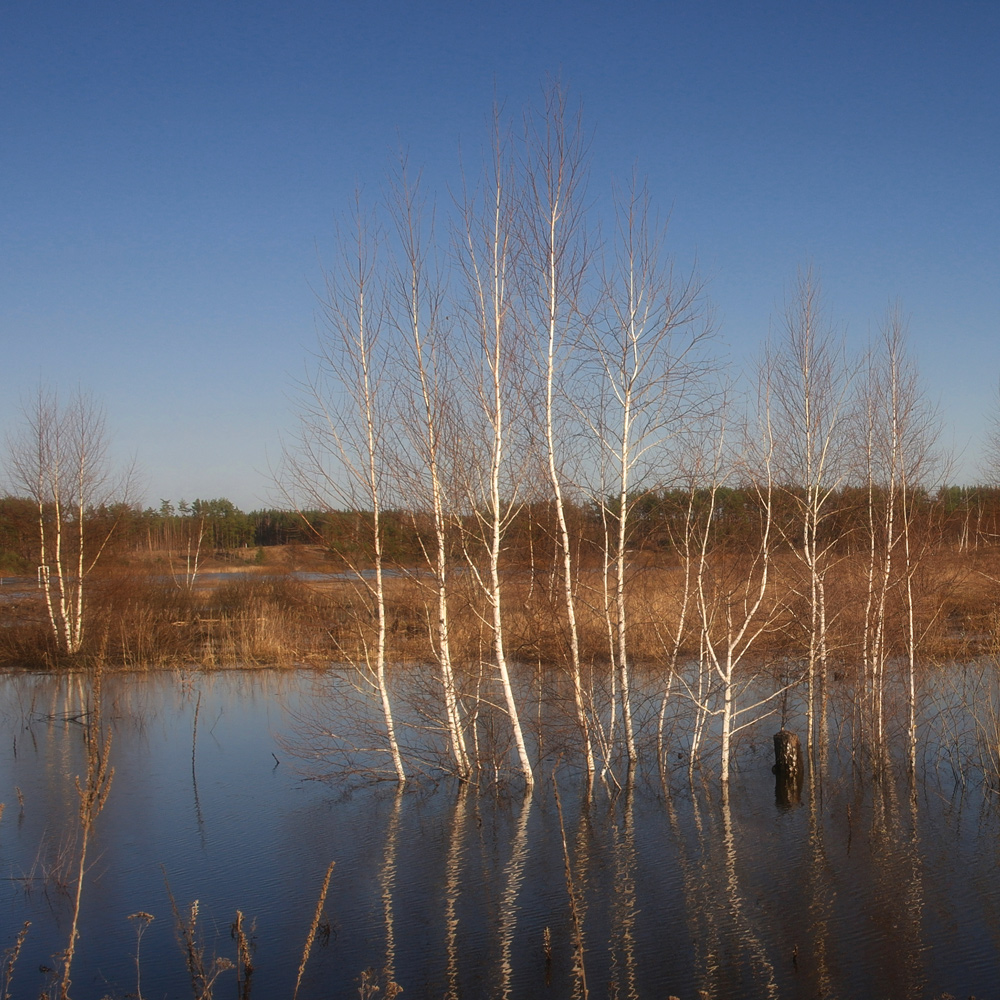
[
  {"left": 128, "top": 912, "right": 154, "bottom": 1000},
  {"left": 2, "top": 921, "right": 30, "bottom": 1000},
  {"left": 233, "top": 910, "right": 254, "bottom": 1000},
  {"left": 192, "top": 689, "right": 201, "bottom": 778},
  {"left": 166, "top": 886, "right": 234, "bottom": 1000},
  {"left": 59, "top": 684, "right": 114, "bottom": 1000},
  {"left": 293, "top": 861, "right": 335, "bottom": 1000}
]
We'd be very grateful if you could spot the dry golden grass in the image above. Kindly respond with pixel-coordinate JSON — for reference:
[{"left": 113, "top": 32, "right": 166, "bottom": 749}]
[{"left": 0, "top": 543, "right": 997, "bottom": 670}]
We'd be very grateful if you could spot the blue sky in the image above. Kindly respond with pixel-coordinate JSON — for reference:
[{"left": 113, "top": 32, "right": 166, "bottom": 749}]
[{"left": 2, "top": 1, "right": 997, "bottom": 509}]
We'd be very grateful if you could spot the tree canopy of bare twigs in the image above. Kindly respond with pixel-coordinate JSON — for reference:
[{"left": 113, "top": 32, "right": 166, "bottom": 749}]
[{"left": 6, "top": 387, "right": 133, "bottom": 656}]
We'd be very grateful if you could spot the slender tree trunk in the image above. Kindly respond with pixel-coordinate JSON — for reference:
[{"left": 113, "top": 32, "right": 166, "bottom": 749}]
[
  {"left": 459, "top": 116, "right": 533, "bottom": 786},
  {"left": 391, "top": 171, "right": 470, "bottom": 779},
  {"left": 523, "top": 84, "right": 594, "bottom": 776},
  {"left": 615, "top": 388, "right": 637, "bottom": 765},
  {"left": 542, "top": 242, "right": 593, "bottom": 777},
  {"left": 359, "top": 289, "right": 406, "bottom": 785}
]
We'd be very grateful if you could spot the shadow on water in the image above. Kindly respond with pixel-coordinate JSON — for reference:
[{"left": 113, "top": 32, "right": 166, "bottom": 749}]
[{"left": 1, "top": 667, "right": 999, "bottom": 998}]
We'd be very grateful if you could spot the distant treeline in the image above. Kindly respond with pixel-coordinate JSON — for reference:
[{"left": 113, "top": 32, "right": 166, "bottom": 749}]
[{"left": 1, "top": 484, "right": 999, "bottom": 573}]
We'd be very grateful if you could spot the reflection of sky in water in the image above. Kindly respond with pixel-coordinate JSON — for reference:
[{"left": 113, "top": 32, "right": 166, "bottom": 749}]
[{"left": 1, "top": 670, "right": 999, "bottom": 999}]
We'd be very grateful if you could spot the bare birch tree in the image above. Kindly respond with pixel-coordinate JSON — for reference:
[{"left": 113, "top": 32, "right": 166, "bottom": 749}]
[
  {"left": 864, "top": 307, "right": 943, "bottom": 769},
  {"left": 766, "top": 269, "right": 854, "bottom": 756},
  {"left": 455, "top": 110, "right": 534, "bottom": 787},
  {"left": 687, "top": 407, "right": 786, "bottom": 789},
  {"left": 856, "top": 306, "right": 942, "bottom": 767},
  {"left": 662, "top": 435, "right": 717, "bottom": 768},
  {"left": 519, "top": 83, "right": 595, "bottom": 777},
  {"left": 386, "top": 160, "right": 471, "bottom": 780},
  {"left": 7, "top": 388, "right": 131, "bottom": 657},
  {"left": 587, "top": 175, "right": 710, "bottom": 767},
  {"left": 286, "top": 198, "right": 405, "bottom": 783}
]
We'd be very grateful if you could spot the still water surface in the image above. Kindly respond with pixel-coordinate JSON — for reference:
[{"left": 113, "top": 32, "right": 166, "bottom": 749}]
[{"left": 1, "top": 668, "right": 998, "bottom": 999}]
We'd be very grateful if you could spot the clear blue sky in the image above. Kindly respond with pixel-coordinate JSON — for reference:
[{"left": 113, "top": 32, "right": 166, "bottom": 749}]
[{"left": 2, "top": 1, "right": 997, "bottom": 509}]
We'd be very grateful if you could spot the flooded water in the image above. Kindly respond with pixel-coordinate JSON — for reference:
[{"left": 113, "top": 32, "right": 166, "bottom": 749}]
[{"left": 1, "top": 667, "right": 999, "bottom": 999}]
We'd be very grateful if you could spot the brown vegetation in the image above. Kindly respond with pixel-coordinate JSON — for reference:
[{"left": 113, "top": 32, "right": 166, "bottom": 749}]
[{"left": 0, "top": 540, "right": 995, "bottom": 673}]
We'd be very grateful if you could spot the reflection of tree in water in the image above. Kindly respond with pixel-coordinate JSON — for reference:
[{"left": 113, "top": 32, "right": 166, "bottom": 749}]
[
  {"left": 569, "top": 779, "right": 593, "bottom": 999},
  {"left": 323, "top": 765, "right": 941, "bottom": 998},
  {"left": 664, "top": 775, "right": 716, "bottom": 996},
  {"left": 668, "top": 784, "right": 779, "bottom": 999},
  {"left": 497, "top": 790, "right": 532, "bottom": 1000},
  {"left": 270, "top": 668, "right": 989, "bottom": 998},
  {"left": 608, "top": 771, "right": 639, "bottom": 1000},
  {"left": 862, "top": 772, "right": 927, "bottom": 999},
  {"left": 13, "top": 669, "right": 999, "bottom": 1000},
  {"left": 443, "top": 784, "right": 468, "bottom": 1000},
  {"left": 376, "top": 785, "right": 404, "bottom": 994},
  {"left": 804, "top": 776, "right": 834, "bottom": 998},
  {"left": 720, "top": 789, "right": 779, "bottom": 997}
]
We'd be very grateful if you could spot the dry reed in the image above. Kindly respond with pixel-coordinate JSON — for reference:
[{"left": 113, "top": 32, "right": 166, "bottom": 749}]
[
  {"left": 232, "top": 910, "right": 255, "bottom": 1000},
  {"left": 127, "top": 911, "right": 154, "bottom": 1000},
  {"left": 166, "top": 889, "right": 234, "bottom": 1000},
  {"left": 293, "top": 860, "right": 336, "bottom": 1000},
  {"left": 56, "top": 680, "right": 114, "bottom": 1000},
  {"left": 1, "top": 921, "right": 30, "bottom": 1000}
]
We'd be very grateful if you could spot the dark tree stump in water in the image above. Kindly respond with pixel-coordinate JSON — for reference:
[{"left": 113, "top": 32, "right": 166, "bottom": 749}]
[{"left": 773, "top": 729, "right": 804, "bottom": 807}]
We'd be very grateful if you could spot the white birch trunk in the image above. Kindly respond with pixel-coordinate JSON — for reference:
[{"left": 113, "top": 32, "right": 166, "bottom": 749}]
[
  {"left": 543, "top": 222, "right": 594, "bottom": 778},
  {"left": 459, "top": 121, "right": 533, "bottom": 786},
  {"left": 12, "top": 390, "right": 126, "bottom": 658},
  {"left": 391, "top": 173, "right": 470, "bottom": 779},
  {"left": 358, "top": 282, "right": 406, "bottom": 785}
]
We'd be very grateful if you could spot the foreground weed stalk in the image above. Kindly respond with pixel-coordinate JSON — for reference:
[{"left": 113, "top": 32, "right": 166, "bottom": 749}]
[
  {"left": 57, "top": 683, "right": 114, "bottom": 1000},
  {"left": 128, "top": 912, "right": 154, "bottom": 1000},
  {"left": 293, "top": 861, "right": 335, "bottom": 1000},
  {"left": 167, "top": 890, "right": 234, "bottom": 1000},
  {"left": 2, "top": 921, "right": 30, "bottom": 1000},
  {"left": 232, "top": 909, "right": 255, "bottom": 1000}
]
